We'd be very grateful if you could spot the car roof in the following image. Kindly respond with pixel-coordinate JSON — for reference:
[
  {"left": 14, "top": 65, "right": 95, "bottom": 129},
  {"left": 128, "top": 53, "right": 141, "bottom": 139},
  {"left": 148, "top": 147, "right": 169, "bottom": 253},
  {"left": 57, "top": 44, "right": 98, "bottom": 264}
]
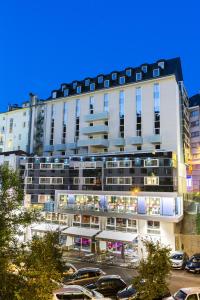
[
  {"left": 99, "top": 275, "right": 122, "bottom": 280},
  {"left": 54, "top": 285, "right": 90, "bottom": 294},
  {"left": 77, "top": 267, "right": 101, "bottom": 272},
  {"left": 180, "top": 287, "right": 200, "bottom": 294},
  {"left": 171, "top": 251, "right": 184, "bottom": 255}
]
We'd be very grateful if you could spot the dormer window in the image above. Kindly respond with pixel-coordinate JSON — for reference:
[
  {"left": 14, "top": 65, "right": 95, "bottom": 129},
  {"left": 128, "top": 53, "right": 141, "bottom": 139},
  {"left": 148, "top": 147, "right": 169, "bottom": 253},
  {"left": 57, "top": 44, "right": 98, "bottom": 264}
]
[
  {"left": 90, "top": 83, "right": 95, "bottom": 91},
  {"left": 61, "top": 84, "right": 66, "bottom": 92},
  {"left": 141, "top": 65, "right": 147, "bottom": 73},
  {"left": 73, "top": 82, "right": 77, "bottom": 89},
  {"left": 52, "top": 91, "right": 57, "bottom": 99},
  {"left": 104, "top": 80, "right": 110, "bottom": 88},
  {"left": 153, "top": 69, "right": 160, "bottom": 77},
  {"left": 136, "top": 72, "right": 142, "bottom": 81},
  {"left": 126, "top": 69, "right": 132, "bottom": 77},
  {"left": 112, "top": 73, "right": 117, "bottom": 80},
  {"left": 85, "top": 79, "right": 90, "bottom": 86},
  {"left": 63, "top": 89, "right": 69, "bottom": 97},
  {"left": 119, "top": 76, "right": 125, "bottom": 85},
  {"left": 98, "top": 76, "right": 104, "bottom": 84},
  {"left": 158, "top": 61, "right": 165, "bottom": 69},
  {"left": 77, "top": 86, "right": 82, "bottom": 94}
]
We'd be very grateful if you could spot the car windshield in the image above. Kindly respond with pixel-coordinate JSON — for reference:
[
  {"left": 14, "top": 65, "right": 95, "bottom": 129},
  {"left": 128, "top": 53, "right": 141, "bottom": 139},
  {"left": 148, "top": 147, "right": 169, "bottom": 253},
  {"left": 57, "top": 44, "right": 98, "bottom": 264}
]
[
  {"left": 173, "top": 290, "right": 187, "bottom": 300},
  {"left": 170, "top": 254, "right": 183, "bottom": 260}
]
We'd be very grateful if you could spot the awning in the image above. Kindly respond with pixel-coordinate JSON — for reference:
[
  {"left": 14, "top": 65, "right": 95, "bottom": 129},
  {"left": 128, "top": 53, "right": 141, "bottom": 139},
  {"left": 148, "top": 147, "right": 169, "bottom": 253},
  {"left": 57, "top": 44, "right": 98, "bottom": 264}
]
[
  {"left": 31, "top": 223, "right": 67, "bottom": 232},
  {"left": 95, "top": 230, "right": 138, "bottom": 243},
  {"left": 62, "top": 226, "right": 100, "bottom": 238}
]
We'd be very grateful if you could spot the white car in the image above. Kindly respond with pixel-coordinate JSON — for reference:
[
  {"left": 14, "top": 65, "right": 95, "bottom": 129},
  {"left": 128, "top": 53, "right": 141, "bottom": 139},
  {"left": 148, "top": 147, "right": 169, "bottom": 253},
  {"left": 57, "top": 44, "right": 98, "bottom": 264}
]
[
  {"left": 53, "top": 284, "right": 112, "bottom": 299},
  {"left": 170, "top": 251, "right": 189, "bottom": 269},
  {"left": 165, "top": 287, "right": 200, "bottom": 300}
]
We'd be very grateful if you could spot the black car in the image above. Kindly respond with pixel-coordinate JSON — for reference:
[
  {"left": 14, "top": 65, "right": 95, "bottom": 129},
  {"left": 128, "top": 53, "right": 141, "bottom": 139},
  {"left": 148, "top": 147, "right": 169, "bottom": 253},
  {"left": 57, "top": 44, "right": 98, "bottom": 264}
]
[
  {"left": 62, "top": 263, "right": 77, "bottom": 280},
  {"left": 63, "top": 267, "right": 106, "bottom": 286},
  {"left": 117, "top": 284, "right": 171, "bottom": 299},
  {"left": 185, "top": 253, "right": 200, "bottom": 273},
  {"left": 85, "top": 275, "right": 127, "bottom": 297}
]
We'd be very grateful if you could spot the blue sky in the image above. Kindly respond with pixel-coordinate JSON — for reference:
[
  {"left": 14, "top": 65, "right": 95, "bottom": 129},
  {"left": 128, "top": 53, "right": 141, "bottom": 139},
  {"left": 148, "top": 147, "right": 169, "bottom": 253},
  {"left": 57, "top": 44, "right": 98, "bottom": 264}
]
[{"left": 0, "top": 0, "right": 200, "bottom": 111}]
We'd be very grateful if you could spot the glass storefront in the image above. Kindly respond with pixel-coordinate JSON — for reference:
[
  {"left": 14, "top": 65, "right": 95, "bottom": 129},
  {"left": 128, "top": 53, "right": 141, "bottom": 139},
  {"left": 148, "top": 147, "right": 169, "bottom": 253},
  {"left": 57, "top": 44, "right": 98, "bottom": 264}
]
[
  {"left": 147, "top": 197, "right": 160, "bottom": 215},
  {"left": 74, "top": 237, "right": 91, "bottom": 251}
]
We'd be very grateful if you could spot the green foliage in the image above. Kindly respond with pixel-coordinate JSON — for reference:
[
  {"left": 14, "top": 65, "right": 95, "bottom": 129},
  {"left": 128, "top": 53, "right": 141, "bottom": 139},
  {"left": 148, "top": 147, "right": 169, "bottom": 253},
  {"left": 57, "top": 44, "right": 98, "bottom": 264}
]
[
  {"left": 196, "top": 213, "right": 200, "bottom": 234},
  {"left": 15, "top": 232, "right": 65, "bottom": 300},
  {"left": 132, "top": 240, "right": 171, "bottom": 300}
]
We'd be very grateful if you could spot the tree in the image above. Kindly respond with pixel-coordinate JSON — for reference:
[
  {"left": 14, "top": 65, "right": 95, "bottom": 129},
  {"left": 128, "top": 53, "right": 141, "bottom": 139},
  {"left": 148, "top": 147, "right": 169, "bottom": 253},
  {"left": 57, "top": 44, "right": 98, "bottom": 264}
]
[
  {"left": 0, "top": 165, "right": 39, "bottom": 299},
  {"left": 133, "top": 240, "right": 171, "bottom": 300},
  {"left": 16, "top": 232, "right": 65, "bottom": 300}
]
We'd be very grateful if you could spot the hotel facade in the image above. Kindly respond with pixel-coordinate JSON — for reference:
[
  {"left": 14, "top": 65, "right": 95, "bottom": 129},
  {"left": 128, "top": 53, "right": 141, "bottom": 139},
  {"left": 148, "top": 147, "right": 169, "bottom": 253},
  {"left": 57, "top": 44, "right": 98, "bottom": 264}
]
[{"left": 0, "top": 57, "right": 190, "bottom": 256}]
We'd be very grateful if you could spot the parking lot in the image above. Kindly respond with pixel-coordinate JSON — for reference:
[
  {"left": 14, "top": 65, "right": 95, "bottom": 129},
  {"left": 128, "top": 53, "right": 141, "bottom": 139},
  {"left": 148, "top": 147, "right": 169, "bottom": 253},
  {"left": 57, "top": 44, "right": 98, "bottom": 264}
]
[{"left": 68, "top": 259, "right": 200, "bottom": 294}]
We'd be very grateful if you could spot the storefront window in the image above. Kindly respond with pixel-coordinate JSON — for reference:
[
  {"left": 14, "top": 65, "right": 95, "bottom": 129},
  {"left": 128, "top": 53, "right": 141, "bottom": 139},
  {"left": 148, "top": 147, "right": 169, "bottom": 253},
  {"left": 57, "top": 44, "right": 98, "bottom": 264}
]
[
  {"left": 81, "top": 215, "right": 90, "bottom": 226},
  {"left": 147, "top": 197, "right": 160, "bottom": 215},
  {"left": 74, "top": 237, "right": 91, "bottom": 251},
  {"left": 73, "top": 214, "right": 81, "bottom": 225}
]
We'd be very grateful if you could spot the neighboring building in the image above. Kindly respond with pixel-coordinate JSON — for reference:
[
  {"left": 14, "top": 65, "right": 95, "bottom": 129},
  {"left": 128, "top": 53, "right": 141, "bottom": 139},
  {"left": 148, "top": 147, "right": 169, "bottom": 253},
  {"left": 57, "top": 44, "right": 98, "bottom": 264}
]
[
  {"left": 22, "top": 57, "right": 190, "bottom": 257},
  {"left": 0, "top": 150, "right": 28, "bottom": 170},
  {"left": 188, "top": 93, "right": 200, "bottom": 192}
]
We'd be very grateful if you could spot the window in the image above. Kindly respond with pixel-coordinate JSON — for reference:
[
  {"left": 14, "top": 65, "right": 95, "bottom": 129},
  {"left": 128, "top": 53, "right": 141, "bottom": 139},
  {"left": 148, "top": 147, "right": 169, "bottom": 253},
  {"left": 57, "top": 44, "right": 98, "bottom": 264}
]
[
  {"left": 73, "top": 177, "right": 96, "bottom": 185},
  {"left": 144, "top": 176, "right": 159, "bottom": 185},
  {"left": 76, "top": 86, "right": 81, "bottom": 94},
  {"left": 39, "top": 177, "right": 51, "bottom": 184},
  {"left": 137, "top": 145, "right": 142, "bottom": 150},
  {"left": 90, "top": 83, "right": 95, "bottom": 91},
  {"left": 154, "top": 83, "right": 160, "bottom": 135},
  {"left": 23, "top": 111, "right": 26, "bottom": 116},
  {"left": 136, "top": 87, "right": 142, "bottom": 136},
  {"left": 63, "top": 89, "right": 69, "bottom": 97},
  {"left": 52, "top": 163, "right": 64, "bottom": 169},
  {"left": 18, "top": 134, "right": 21, "bottom": 140},
  {"left": 158, "top": 61, "right": 165, "bottom": 69},
  {"left": 40, "top": 163, "right": 51, "bottom": 169},
  {"left": 107, "top": 217, "right": 115, "bottom": 226},
  {"left": 147, "top": 221, "right": 160, "bottom": 229},
  {"left": 104, "top": 93, "right": 109, "bottom": 112},
  {"left": 104, "top": 80, "right": 110, "bottom": 88},
  {"left": 38, "top": 195, "right": 52, "bottom": 203},
  {"left": 89, "top": 96, "right": 94, "bottom": 114},
  {"left": 153, "top": 68, "right": 160, "bottom": 77},
  {"left": 126, "top": 69, "right": 132, "bottom": 77},
  {"left": 52, "top": 91, "right": 57, "bottom": 98},
  {"left": 23, "top": 122, "right": 26, "bottom": 128},
  {"left": 106, "top": 177, "right": 132, "bottom": 185},
  {"left": 50, "top": 104, "right": 55, "bottom": 145},
  {"left": 25, "top": 177, "right": 32, "bottom": 184},
  {"left": 144, "top": 158, "right": 159, "bottom": 167},
  {"left": 191, "top": 120, "right": 199, "bottom": 127},
  {"left": 136, "top": 72, "right": 142, "bottom": 81},
  {"left": 106, "top": 160, "right": 132, "bottom": 168},
  {"left": 72, "top": 82, "right": 77, "bottom": 89},
  {"left": 119, "top": 91, "right": 124, "bottom": 138},
  {"left": 9, "top": 118, "right": 13, "bottom": 133},
  {"left": 26, "top": 163, "right": 33, "bottom": 169},
  {"left": 85, "top": 79, "right": 90, "bottom": 86},
  {"left": 51, "top": 177, "right": 63, "bottom": 184},
  {"left": 112, "top": 73, "right": 117, "bottom": 80},
  {"left": 62, "top": 102, "right": 67, "bottom": 144},
  {"left": 141, "top": 65, "right": 147, "bottom": 73},
  {"left": 190, "top": 110, "right": 199, "bottom": 117},
  {"left": 187, "top": 295, "right": 198, "bottom": 300},
  {"left": 147, "top": 197, "right": 160, "bottom": 215},
  {"left": 75, "top": 100, "right": 80, "bottom": 141},
  {"left": 191, "top": 131, "right": 200, "bottom": 137},
  {"left": 119, "top": 76, "right": 125, "bottom": 84},
  {"left": 155, "top": 144, "right": 160, "bottom": 150},
  {"left": 98, "top": 76, "right": 103, "bottom": 84}
]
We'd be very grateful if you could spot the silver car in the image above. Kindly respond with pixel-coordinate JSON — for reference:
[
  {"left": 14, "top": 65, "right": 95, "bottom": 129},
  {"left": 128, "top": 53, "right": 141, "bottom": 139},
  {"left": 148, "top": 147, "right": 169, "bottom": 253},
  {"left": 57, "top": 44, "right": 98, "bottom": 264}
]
[
  {"left": 53, "top": 284, "right": 111, "bottom": 299},
  {"left": 170, "top": 251, "right": 188, "bottom": 269}
]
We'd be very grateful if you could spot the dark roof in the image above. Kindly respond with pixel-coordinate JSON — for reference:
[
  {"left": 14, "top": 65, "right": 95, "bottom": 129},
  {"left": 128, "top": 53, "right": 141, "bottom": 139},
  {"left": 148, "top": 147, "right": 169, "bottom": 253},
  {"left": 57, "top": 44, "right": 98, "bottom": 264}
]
[
  {"left": 189, "top": 94, "right": 200, "bottom": 107},
  {"left": 0, "top": 150, "right": 28, "bottom": 156},
  {"left": 48, "top": 57, "right": 183, "bottom": 100}
]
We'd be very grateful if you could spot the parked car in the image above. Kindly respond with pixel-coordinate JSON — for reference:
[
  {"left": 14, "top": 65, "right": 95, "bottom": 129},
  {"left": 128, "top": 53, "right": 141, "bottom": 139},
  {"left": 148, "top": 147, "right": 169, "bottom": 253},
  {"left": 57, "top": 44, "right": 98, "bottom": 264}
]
[
  {"left": 62, "top": 263, "right": 77, "bottom": 280},
  {"left": 85, "top": 275, "right": 127, "bottom": 297},
  {"left": 170, "top": 251, "right": 189, "bottom": 269},
  {"left": 164, "top": 287, "right": 200, "bottom": 300},
  {"left": 53, "top": 285, "right": 111, "bottom": 299},
  {"left": 185, "top": 253, "right": 200, "bottom": 273},
  {"left": 117, "top": 284, "right": 171, "bottom": 299},
  {"left": 63, "top": 267, "right": 106, "bottom": 286}
]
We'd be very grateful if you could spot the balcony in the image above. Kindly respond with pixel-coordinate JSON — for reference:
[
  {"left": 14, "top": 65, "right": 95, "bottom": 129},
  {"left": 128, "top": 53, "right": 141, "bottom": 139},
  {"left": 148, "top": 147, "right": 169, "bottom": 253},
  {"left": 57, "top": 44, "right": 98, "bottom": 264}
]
[
  {"left": 81, "top": 125, "right": 109, "bottom": 135},
  {"left": 85, "top": 112, "right": 109, "bottom": 122},
  {"left": 145, "top": 135, "right": 162, "bottom": 144},
  {"left": 77, "top": 138, "right": 109, "bottom": 148},
  {"left": 110, "top": 138, "right": 125, "bottom": 146},
  {"left": 44, "top": 145, "right": 54, "bottom": 152},
  {"left": 126, "top": 136, "right": 143, "bottom": 145}
]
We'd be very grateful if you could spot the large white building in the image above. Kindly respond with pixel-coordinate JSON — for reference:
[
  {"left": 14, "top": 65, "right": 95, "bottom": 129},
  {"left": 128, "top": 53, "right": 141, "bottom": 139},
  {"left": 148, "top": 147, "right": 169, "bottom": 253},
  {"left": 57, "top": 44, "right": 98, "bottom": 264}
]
[
  {"left": 21, "top": 57, "right": 190, "bottom": 257},
  {"left": 0, "top": 57, "right": 190, "bottom": 257}
]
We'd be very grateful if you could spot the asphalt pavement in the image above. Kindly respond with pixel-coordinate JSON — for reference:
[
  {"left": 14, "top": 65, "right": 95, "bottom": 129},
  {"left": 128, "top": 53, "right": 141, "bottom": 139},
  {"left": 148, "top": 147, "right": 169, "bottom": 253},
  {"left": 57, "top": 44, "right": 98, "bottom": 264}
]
[{"left": 67, "top": 259, "right": 200, "bottom": 294}]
